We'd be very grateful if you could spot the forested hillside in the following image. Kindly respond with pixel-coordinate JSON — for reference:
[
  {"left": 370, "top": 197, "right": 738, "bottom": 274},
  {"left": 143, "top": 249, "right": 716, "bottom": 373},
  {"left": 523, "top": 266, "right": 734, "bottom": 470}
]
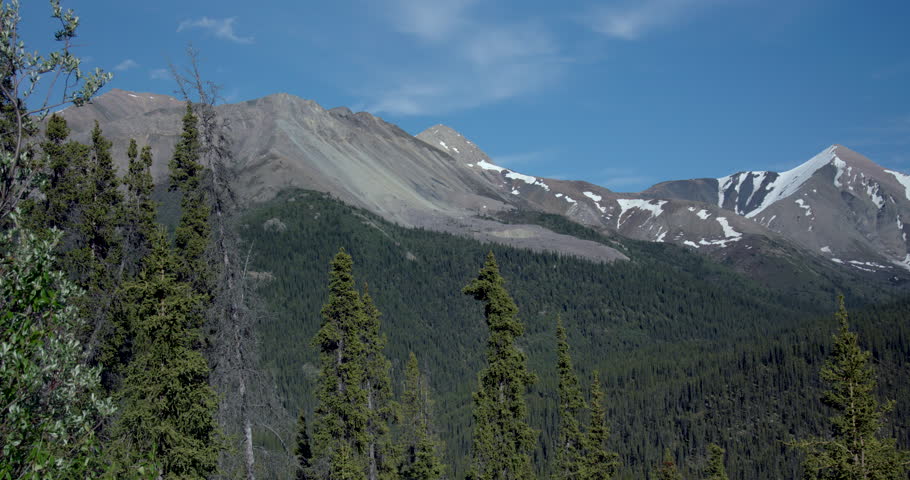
[{"left": 239, "top": 189, "right": 910, "bottom": 479}]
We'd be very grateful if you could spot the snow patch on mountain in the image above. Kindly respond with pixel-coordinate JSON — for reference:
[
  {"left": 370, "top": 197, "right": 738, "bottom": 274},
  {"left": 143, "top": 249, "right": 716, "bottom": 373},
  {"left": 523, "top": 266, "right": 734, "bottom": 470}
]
[
  {"left": 696, "top": 209, "right": 711, "bottom": 220},
  {"left": 740, "top": 145, "right": 838, "bottom": 218},
  {"left": 795, "top": 198, "right": 812, "bottom": 216},
  {"left": 833, "top": 156, "right": 846, "bottom": 187},
  {"left": 474, "top": 159, "right": 551, "bottom": 191},
  {"left": 885, "top": 170, "right": 910, "bottom": 200},
  {"left": 477, "top": 159, "right": 503, "bottom": 171},
  {"left": 866, "top": 182, "right": 885, "bottom": 209},
  {"left": 716, "top": 217, "right": 741, "bottom": 239},
  {"left": 616, "top": 199, "right": 666, "bottom": 228},
  {"left": 583, "top": 191, "right": 602, "bottom": 202}
]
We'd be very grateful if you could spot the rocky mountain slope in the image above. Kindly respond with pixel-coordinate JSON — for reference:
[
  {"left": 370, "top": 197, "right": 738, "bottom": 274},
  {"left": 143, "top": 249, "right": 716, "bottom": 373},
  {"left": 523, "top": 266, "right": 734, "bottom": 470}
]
[
  {"left": 60, "top": 89, "right": 626, "bottom": 263},
  {"left": 643, "top": 145, "right": 910, "bottom": 275},
  {"left": 58, "top": 89, "right": 910, "bottom": 279}
]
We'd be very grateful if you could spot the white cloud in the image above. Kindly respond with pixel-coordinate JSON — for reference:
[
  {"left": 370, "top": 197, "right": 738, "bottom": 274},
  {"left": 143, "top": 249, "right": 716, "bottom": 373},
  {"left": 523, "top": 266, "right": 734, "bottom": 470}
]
[
  {"left": 177, "top": 17, "right": 254, "bottom": 44},
  {"left": 585, "top": 0, "right": 723, "bottom": 40},
  {"left": 391, "top": 0, "right": 477, "bottom": 42},
  {"left": 364, "top": 4, "right": 565, "bottom": 116},
  {"left": 114, "top": 59, "right": 139, "bottom": 71},
  {"left": 149, "top": 68, "right": 170, "bottom": 80}
]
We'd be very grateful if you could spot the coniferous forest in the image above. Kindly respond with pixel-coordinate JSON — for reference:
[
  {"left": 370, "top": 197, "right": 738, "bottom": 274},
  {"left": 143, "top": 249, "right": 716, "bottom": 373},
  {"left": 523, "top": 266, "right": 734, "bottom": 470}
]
[{"left": 1, "top": 2, "right": 909, "bottom": 479}]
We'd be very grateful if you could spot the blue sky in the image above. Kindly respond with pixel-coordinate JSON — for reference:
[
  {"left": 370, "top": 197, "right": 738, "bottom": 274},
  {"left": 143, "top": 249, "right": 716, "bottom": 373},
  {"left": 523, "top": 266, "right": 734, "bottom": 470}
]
[{"left": 18, "top": 0, "right": 910, "bottom": 192}]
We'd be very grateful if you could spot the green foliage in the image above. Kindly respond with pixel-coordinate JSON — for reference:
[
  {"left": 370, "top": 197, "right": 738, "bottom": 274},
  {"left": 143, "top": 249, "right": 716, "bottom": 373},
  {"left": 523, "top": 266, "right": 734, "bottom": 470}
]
[
  {"left": 122, "top": 139, "right": 157, "bottom": 274},
  {"left": 296, "top": 410, "right": 314, "bottom": 480},
  {"left": 169, "top": 103, "right": 211, "bottom": 293},
  {"left": 399, "top": 352, "right": 445, "bottom": 480},
  {"left": 704, "top": 444, "right": 728, "bottom": 480},
  {"left": 110, "top": 227, "right": 223, "bottom": 478},
  {"left": 0, "top": 0, "right": 112, "bottom": 218},
  {"left": 653, "top": 449, "right": 683, "bottom": 480},
  {"left": 310, "top": 249, "right": 383, "bottom": 480},
  {"left": 0, "top": 218, "right": 114, "bottom": 478},
  {"left": 239, "top": 190, "right": 910, "bottom": 479},
  {"left": 794, "top": 298, "right": 909, "bottom": 480},
  {"left": 583, "top": 373, "right": 619, "bottom": 480},
  {"left": 555, "top": 319, "right": 587, "bottom": 480},
  {"left": 464, "top": 252, "right": 537, "bottom": 480},
  {"left": 362, "top": 287, "right": 399, "bottom": 480}
]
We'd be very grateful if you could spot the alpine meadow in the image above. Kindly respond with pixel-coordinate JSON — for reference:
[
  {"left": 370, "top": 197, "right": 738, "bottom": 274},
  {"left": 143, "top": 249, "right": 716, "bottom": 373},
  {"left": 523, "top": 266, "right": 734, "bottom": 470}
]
[{"left": 1, "top": 2, "right": 909, "bottom": 480}]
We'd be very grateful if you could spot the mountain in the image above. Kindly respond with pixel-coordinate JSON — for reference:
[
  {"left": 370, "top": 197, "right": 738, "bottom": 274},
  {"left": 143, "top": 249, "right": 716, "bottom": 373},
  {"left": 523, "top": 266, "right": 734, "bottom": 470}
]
[
  {"left": 60, "top": 89, "right": 625, "bottom": 263},
  {"left": 59, "top": 89, "right": 910, "bottom": 283},
  {"left": 643, "top": 145, "right": 910, "bottom": 276}
]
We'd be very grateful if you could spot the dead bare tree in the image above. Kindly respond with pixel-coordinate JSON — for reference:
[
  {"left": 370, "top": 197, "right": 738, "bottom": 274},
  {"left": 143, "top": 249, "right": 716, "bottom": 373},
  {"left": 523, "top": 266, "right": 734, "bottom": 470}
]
[{"left": 169, "top": 45, "right": 294, "bottom": 480}]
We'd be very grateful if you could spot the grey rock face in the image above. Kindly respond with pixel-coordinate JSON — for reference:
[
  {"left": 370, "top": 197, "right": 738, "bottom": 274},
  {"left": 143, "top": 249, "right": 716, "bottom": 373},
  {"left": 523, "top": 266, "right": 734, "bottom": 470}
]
[{"left": 61, "top": 90, "right": 910, "bottom": 275}]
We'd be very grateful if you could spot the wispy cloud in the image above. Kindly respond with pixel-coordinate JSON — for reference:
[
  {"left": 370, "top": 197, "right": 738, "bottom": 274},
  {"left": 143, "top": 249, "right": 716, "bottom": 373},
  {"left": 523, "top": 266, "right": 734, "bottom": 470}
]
[
  {"left": 177, "top": 17, "right": 254, "bottom": 44},
  {"left": 364, "top": 3, "right": 566, "bottom": 116},
  {"left": 390, "top": 0, "right": 477, "bottom": 42},
  {"left": 149, "top": 68, "right": 170, "bottom": 80},
  {"left": 584, "top": 0, "right": 722, "bottom": 40},
  {"left": 114, "top": 59, "right": 139, "bottom": 71},
  {"left": 599, "top": 167, "right": 656, "bottom": 191}
]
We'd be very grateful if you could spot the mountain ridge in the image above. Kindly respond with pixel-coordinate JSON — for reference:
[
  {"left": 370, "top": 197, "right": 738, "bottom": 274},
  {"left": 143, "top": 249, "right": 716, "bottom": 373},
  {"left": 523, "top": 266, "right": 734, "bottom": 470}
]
[{"left": 58, "top": 88, "right": 910, "bottom": 281}]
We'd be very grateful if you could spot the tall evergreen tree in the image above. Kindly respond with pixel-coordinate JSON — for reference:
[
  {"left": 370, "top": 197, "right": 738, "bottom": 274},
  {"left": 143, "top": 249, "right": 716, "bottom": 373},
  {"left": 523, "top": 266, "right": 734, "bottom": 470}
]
[
  {"left": 111, "top": 227, "right": 222, "bottom": 478},
  {"left": 169, "top": 103, "right": 211, "bottom": 292},
  {"left": 703, "top": 444, "right": 728, "bottom": 480},
  {"left": 399, "top": 352, "right": 445, "bottom": 480},
  {"left": 583, "top": 372, "right": 619, "bottom": 480},
  {"left": 463, "top": 251, "right": 537, "bottom": 480},
  {"left": 361, "top": 286, "right": 398, "bottom": 480},
  {"left": 122, "top": 139, "right": 157, "bottom": 274},
  {"left": 100, "top": 140, "right": 158, "bottom": 388},
  {"left": 794, "top": 297, "right": 908, "bottom": 479},
  {"left": 555, "top": 318, "right": 587, "bottom": 480},
  {"left": 310, "top": 249, "right": 370, "bottom": 480},
  {"left": 69, "top": 122, "right": 124, "bottom": 358},
  {"left": 296, "top": 410, "right": 314, "bottom": 480},
  {"left": 653, "top": 449, "right": 683, "bottom": 480},
  {"left": 24, "top": 113, "right": 86, "bottom": 234}
]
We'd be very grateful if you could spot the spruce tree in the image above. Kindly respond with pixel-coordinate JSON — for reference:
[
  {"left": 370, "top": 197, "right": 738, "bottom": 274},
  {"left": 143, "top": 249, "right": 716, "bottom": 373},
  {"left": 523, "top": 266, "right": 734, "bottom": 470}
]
[
  {"left": 399, "top": 352, "right": 445, "bottom": 480},
  {"left": 653, "top": 449, "right": 683, "bottom": 480},
  {"left": 111, "top": 227, "right": 222, "bottom": 477},
  {"left": 122, "top": 139, "right": 157, "bottom": 274},
  {"left": 583, "top": 372, "right": 619, "bottom": 480},
  {"left": 311, "top": 249, "right": 370, "bottom": 480},
  {"left": 68, "top": 122, "right": 124, "bottom": 359},
  {"left": 463, "top": 251, "right": 537, "bottom": 480},
  {"left": 296, "top": 410, "right": 314, "bottom": 480},
  {"left": 169, "top": 103, "right": 211, "bottom": 292},
  {"left": 361, "top": 286, "right": 398, "bottom": 480},
  {"left": 555, "top": 318, "right": 587, "bottom": 480},
  {"left": 24, "top": 113, "right": 84, "bottom": 234},
  {"left": 794, "top": 297, "right": 908, "bottom": 479},
  {"left": 101, "top": 140, "right": 158, "bottom": 389},
  {"left": 704, "top": 444, "right": 728, "bottom": 480}
]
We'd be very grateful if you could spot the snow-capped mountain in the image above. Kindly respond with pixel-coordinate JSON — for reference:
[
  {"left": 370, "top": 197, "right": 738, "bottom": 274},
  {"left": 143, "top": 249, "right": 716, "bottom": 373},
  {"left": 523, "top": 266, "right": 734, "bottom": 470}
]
[
  {"left": 59, "top": 89, "right": 910, "bottom": 280},
  {"left": 644, "top": 145, "right": 910, "bottom": 274}
]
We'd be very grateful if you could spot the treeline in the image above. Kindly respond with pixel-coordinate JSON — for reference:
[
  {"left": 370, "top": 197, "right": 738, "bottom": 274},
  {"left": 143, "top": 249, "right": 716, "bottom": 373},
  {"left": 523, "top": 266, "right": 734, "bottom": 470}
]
[
  {"left": 2, "top": 89, "right": 225, "bottom": 475},
  {"left": 240, "top": 189, "right": 910, "bottom": 479}
]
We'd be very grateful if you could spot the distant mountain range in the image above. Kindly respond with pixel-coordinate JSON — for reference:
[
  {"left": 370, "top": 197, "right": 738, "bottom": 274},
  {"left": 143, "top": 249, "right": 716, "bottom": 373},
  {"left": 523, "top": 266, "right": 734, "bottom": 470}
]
[{"left": 60, "top": 89, "right": 910, "bottom": 283}]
